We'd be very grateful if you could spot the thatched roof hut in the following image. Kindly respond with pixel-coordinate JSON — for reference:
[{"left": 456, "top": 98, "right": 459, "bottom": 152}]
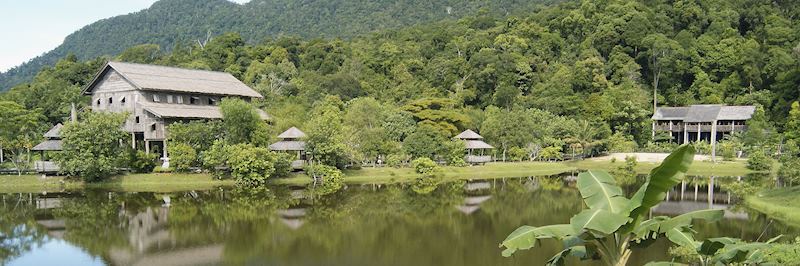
[
  {"left": 269, "top": 127, "right": 306, "bottom": 151},
  {"left": 455, "top": 129, "right": 493, "bottom": 149},
  {"left": 33, "top": 124, "right": 63, "bottom": 151}
]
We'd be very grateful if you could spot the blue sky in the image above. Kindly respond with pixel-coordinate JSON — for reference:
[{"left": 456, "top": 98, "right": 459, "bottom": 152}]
[{"left": 0, "top": 0, "right": 249, "bottom": 72}]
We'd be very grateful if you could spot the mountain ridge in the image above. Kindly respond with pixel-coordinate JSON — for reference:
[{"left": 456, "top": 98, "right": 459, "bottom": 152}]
[{"left": 0, "top": 0, "right": 556, "bottom": 91}]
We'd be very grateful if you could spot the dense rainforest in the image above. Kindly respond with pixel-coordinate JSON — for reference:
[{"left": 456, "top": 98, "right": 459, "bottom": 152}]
[
  {"left": 3, "top": 0, "right": 800, "bottom": 162},
  {"left": 0, "top": 0, "right": 560, "bottom": 91}
]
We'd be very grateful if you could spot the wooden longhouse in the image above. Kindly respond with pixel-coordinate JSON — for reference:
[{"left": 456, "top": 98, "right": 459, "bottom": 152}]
[
  {"left": 82, "top": 62, "right": 268, "bottom": 163},
  {"left": 455, "top": 129, "right": 494, "bottom": 164},
  {"left": 652, "top": 105, "right": 756, "bottom": 144},
  {"left": 268, "top": 127, "right": 307, "bottom": 170}
]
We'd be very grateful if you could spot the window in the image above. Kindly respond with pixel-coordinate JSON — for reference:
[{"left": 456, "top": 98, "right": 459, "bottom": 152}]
[
  {"left": 208, "top": 98, "right": 217, "bottom": 105},
  {"left": 150, "top": 123, "right": 157, "bottom": 131},
  {"left": 96, "top": 99, "right": 101, "bottom": 106},
  {"left": 176, "top": 95, "right": 184, "bottom": 104},
  {"left": 135, "top": 116, "right": 140, "bottom": 124},
  {"left": 120, "top": 97, "right": 126, "bottom": 105},
  {"left": 190, "top": 96, "right": 200, "bottom": 105},
  {"left": 167, "top": 95, "right": 174, "bottom": 103},
  {"left": 153, "top": 94, "right": 160, "bottom": 102},
  {"left": 108, "top": 97, "right": 113, "bottom": 104}
]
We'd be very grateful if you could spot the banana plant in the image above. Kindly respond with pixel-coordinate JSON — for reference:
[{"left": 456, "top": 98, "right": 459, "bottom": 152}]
[
  {"left": 644, "top": 235, "right": 783, "bottom": 266},
  {"left": 500, "top": 145, "right": 726, "bottom": 266}
]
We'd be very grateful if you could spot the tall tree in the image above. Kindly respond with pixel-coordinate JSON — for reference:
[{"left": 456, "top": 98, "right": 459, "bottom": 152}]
[{"left": 0, "top": 101, "right": 44, "bottom": 175}]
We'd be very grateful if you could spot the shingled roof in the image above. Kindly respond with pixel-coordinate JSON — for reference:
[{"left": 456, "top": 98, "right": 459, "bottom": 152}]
[
  {"left": 43, "top": 123, "right": 63, "bottom": 139},
  {"left": 32, "top": 140, "right": 62, "bottom": 151},
  {"left": 277, "top": 127, "right": 306, "bottom": 139},
  {"left": 83, "top": 62, "right": 263, "bottom": 98},
  {"left": 652, "top": 105, "right": 756, "bottom": 122},
  {"left": 141, "top": 102, "right": 269, "bottom": 120},
  {"left": 455, "top": 129, "right": 483, "bottom": 140}
]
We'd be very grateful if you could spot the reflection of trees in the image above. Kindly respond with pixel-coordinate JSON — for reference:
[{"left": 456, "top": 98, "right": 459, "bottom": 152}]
[{"left": 0, "top": 195, "right": 46, "bottom": 264}]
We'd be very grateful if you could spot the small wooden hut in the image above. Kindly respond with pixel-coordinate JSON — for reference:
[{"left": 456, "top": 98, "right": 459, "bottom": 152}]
[
  {"left": 32, "top": 124, "right": 64, "bottom": 173},
  {"left": 455, "top": 129, "right": 494, "bottom": 164},
  {"left": 269, "top": 127, "right": 307, "bottom": 170}
]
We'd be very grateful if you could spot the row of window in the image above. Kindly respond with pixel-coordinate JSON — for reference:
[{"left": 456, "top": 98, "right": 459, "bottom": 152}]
[
  {"left": 152, "top": 94, "right": 217, "bottom": 105},
  {"left": 95, "top": 94, "right": 219, "bottom": 107}
]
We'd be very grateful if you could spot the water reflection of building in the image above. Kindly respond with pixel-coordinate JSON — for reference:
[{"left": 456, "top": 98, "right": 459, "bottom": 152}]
[
  {"left": 654, "top": 177, "right": 748, "bottom": 220},
  {"left": 456, "top": 181, "right": 492, "bottom": 215},
  {"left": 277, "top": 187, "right": 309, "bottom": 230},
  {"left": 106, "top": 204, "right": 223, "bottom": 266}
]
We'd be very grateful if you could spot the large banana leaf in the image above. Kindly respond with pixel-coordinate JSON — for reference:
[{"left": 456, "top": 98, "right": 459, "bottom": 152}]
[
  {"left": 577, "top": 170, "right": 631, "bottom": 214},
  {"left": 627, "top": 145, "right": 695, "bottom": 220},
  {"left": 569, "top": 209, "right": 630, "bottom": 236},
  {"left": 500, "top": 224, "right": 575, "bottom": 257},
  {"left": 659, "top": 209, "right": 723, "bottom": 233},
  {"left": 664, "top": 225, "right": 700, "bottom": 249},
  {"left": 546, "top": 246, "right": 587, "bottom": 266}
]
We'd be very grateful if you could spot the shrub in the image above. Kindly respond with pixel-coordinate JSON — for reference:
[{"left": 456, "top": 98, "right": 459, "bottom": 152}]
[
  {"left": 508, "top": 146, "right": 528, "bottom": 162},
  {"left": 411, "top": 157, "right": 438, "bottom": 174},
  {"left": 307, "top": 164, "right": 344, "bottom": 195},
  {"left": 538, "top": 146, "right": 563, "bottom": 161},
  {"left": 56, "top": 112, "right": 128, "bottom": 182},
  {"left": 386, "top": 153, "right": 410, "bottom": 168},
  {"left": 611, "top": 156, "right": 637, "bottom": 186},
  {"left": 443, "top": 140, "right": 467, "bottom": 166},
  {"left": 153, "top": 166, "right": 172, "bottom": 173},
  {"left": 126, "top": 149, "right": 157, "bottom": 173},
  {"left": 202, "top": 141, "right": 290, "bottom": 184},
  {"left": 747, "top": 149, "right": 773, "bottom": 171},
  {"left": 226, "top": 143, "right": 276, "bottom": 185},
  {"left": 606, "top": 132, "right": 636, "bottom": 152},
  {"left": 168, "top": 143, "right": 197, "bottom": 172},
  {"left": 717, "top": 140, "right": 736, "bottom": 161}
]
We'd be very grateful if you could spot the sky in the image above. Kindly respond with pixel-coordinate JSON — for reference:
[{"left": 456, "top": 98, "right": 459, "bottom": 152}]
[{"left": 0, "top": 0, "right": 250, "bottom": 72}]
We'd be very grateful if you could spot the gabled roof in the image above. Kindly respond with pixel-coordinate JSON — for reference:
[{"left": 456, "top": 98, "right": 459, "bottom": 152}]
[
  {"left": 464, "top": 140, "right": 494, "bottom": 149},
  {"left": 32, "top": 140, "right": 62, "bottom": 151},
  {"left": 651, "top": 107, "right": 689, "bottom": 120},
  {"left": 83, "top": 61, "right": 263, "bottom": 98},
  {"left": 268, "top": 141, "right": 306, "bottom": 151},
  {"left": 141, "top": 102, "right": 270, "bottom": 120},
  {"left": 277, "top": 127, "right": 306, "bottom": 139},
  {"left": 718, "top": 106, "right": 756, "bottom": 120},
  {"left": 455, "top": 129, "right": 483, "bottom": 140},
  {"left": 43, "top": 123, "right": 63, "bottom": 139},
  {"left": 684, "top": 105, "right": 722, "bottom": 122},
  {"left": 653, "top": 105, "right": 756, "bottom": 122}
]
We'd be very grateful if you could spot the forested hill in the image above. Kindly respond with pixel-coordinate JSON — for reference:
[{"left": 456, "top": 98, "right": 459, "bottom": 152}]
[{"left": 0, "top": 0, "right": 557, "bottom": 91}]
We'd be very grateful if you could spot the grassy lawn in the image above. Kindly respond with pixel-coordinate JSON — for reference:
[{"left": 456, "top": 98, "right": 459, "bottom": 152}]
[
  {"left": 565, "top": 159, "right": 755, "bottom": 177},
  {"left": 0, "top": 159, "right": 755, "bottom": 192},
  {"left": 274, "top": 161, "right": 577, "bottom": 185},
  {"left": 745, "top": 186, "right": 800, "bottom": 227},
  {"left": 0, "top": 173, "right": 233, "bottom": 193}
]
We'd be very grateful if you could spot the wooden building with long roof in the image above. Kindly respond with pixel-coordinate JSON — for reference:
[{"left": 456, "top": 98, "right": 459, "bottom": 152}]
[
  {"left": 82, "top": 61, "right": 268, "bottom": 163},
  {"left": 455, "top": 129, "right": 493, "bottom": 164}
]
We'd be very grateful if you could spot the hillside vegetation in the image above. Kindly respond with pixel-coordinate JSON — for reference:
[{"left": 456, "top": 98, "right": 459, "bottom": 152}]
[
  {"left": 2, "top": 0, "right": 800, "bottom": 163},
  {"left": 0, "top": 0, "right": 557, "bottom": 91}
]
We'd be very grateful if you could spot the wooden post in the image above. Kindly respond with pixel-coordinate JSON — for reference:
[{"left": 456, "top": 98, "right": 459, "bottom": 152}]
[
  {"left": 683, "top": 123, "right": 688, "bottom": 144},
  {"left": 697, "top": 122, "right": 701, "bottom": 142},
  {"left": 711, "top": 121, "right": 718, "bottom": 162},
  {"left": 145, "top": 140, "right": 150, "bottom": 154},
  {"left": 131, "top": 133, "right": 136, "bottom": 149},
  {"left": 163, "top": 139, "right": 168, "bottom": 159},
  {"left": 0, "top": 145, "right": 4, "bottom": 163},
  {"left": 651, "top": 121, "right": 656, "bottom": 140}
]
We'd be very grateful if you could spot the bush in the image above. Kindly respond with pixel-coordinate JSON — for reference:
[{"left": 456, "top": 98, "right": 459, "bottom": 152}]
[
  {"left": 202, "top": 141, "right": 290, "bottom": 184},
  {"left": 126, "top": 149, "right": 157, "bottom": 173},
  {"left": 778, "top": 157, "right": 800, "bottom": 185},
  {"left": 56, "top": 112, "right": 128, "bottom": 182},
  {"left": 640, "top": 142, "right": 680, "bottom": 153},
  {"left": 717, "top": 140, "right": 736, "bottom": 161},
  {"left": 443, "top": 140, "right": 467, "bottom": 166},
  {"left": 611, "top": 156, "right": 637, "bottom": 186},
  {"left": 747, "top": 149, "right": 773, "bottom": 171},
  {"left": 153, "top": 166, "right": 172, "bottom": 173},
  {"left": 226, "top": 144, "right": 276, "bottom": 185},
  {"left": 606, "top": 132, "right": 637, "bottom": 152},
  {"left": 693, "top": 141, "right": 712, "bottom": 155},
  {"left": 386, "top": 153, "right": 410, "bottom": 168},
  {"left": 538, "top": 146, "right": 563, "bottom": 161},
  {"left": 168, "top": 143, "right": 196, "bottom": 172},
  {"left": 307, "top": 164, "right": 344, "bottom": 195},
  {"left": 508, "top": 146, "right": 528, "bottom": 162},
  {"left": 411, "top": 157, "right": 438, "bottom": 174}
]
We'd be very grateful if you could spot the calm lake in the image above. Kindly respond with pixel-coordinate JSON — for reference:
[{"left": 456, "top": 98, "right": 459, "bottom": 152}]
[{"left": 1, "top": 174, "right": 797, "bottom": 266}]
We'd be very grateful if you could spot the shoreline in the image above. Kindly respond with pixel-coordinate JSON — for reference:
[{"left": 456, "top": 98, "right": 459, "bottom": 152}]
[{"left": 0, "top": 160, "right": 756, "bottom": 193}]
